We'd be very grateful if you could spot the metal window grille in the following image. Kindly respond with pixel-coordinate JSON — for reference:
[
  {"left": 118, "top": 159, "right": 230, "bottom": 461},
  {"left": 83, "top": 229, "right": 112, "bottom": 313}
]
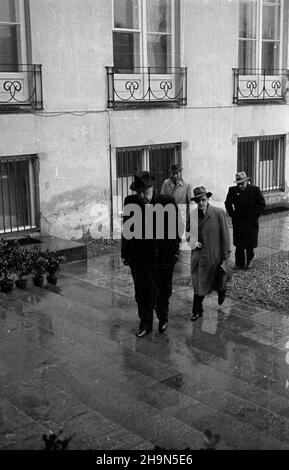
[
  {"left": 115, "top": 143, "right": 181, "bottom": 212},
  {"left": 237, "top": 135, "right": 285, "bottom": 191},
  {"left": 0, "top": 155, "right": 39, "bottom": 234}
]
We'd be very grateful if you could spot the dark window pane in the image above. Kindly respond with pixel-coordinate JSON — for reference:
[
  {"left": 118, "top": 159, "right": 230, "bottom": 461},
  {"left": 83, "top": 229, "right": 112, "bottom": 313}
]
[
  {"left": 0, "top": 158, "right": 36, "bottom": 233},
  {"left": 113, "top": 31, "right": 140, "bottom": 71},
  {"left": 0, "top": 24, "right": 19, "bottom": 67},
  {"left": 116, "top": 149, "right": 142, "bottom": 177},
  {"left": 147, "top": 33, "right": 171, "bottom": 69},
  {"left": 239, "top": 1, "right": 257, "bottom": 39},
  {"left": 237, "top": 139, "right": 255, "bottom": 182},
  {"left": 238, "top": 39, "right": 256, "bottom": 70},
  {"left": 114, "top": 0, "right": 139, "bottom": 29},
  {"left": 262, "top": 41, "right": 280, "bottom": 71},
  {"left": 262, "top": 4, "right": 280, "bottom": 40},
  {"left": 0, "top": 0, "right": 16, "bottom": 23},
  {"left": 147, "top": 0, "right": 171, "bottom": 33},
  {"left": 149, "top": 145, "right": 180, "bottom": 193}
]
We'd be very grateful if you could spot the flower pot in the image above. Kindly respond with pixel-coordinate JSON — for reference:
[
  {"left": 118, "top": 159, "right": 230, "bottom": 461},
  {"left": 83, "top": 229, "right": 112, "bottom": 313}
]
[
  {"left": 47, "top": 274, "right": 58, "bottom": 285},
  {"left": 0, "top": 279, "right": 14, "bottom": 293},
  {"left": 15, "top": 278, "right": 28, "bottom": 290},
  {"left": 33, "top": 275, "right": 45, "bottom": 288}
]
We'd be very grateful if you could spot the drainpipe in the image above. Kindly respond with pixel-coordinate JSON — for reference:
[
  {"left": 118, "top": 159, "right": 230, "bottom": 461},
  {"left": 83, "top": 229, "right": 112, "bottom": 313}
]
[{"left": 107, "top": 110, "right": 113, "bottom": 239}]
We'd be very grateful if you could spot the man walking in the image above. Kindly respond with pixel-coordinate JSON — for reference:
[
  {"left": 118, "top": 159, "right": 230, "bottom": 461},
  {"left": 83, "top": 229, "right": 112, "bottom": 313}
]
[
  {"left": 121, "top": 171, "right": 180, "bottom": 337},
  {"left": 188, "top": 186, "right": 231, "bottom": 321},
  {"left": 161, "top": 163, "right": 191, "bottom": 240},
  {"left": 225, "top": 171, "right": 266, "bottom": 269}
]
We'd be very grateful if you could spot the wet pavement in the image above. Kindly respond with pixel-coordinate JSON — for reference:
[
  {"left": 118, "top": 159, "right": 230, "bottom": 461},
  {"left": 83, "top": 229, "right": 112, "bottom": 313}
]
[{"left": 0, "top": 212, "right": 289, "bottom": 450}]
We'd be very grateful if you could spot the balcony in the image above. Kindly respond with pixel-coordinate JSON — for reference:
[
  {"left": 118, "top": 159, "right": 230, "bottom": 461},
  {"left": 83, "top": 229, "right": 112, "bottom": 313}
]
[
  {"left": 0, "top": 64, "right": 43, "bottom": 112},
  {"left": 106, "top": 67, "right": 187, "bottom": 108},
  {"left": 233, "top": 68, "right": 289, "bottom": 105}
]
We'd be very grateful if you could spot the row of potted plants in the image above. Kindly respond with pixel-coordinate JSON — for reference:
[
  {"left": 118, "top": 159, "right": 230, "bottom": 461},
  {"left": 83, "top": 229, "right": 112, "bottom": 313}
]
[{"left": 0, "top": 239, "right": 64, "bottom": 292}]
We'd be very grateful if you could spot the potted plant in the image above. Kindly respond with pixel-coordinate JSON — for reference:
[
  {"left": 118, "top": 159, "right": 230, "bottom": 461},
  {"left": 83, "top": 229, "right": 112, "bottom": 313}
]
[
  {"left": 30, "top": 247, "right": 48, "bottom": 288},
  {"left": 0, "top": 240, "right": 16, "bottom": 293},
  {"left": 14, "top": 247, "right": 33, "bottom": 290},
  {"left": 44, "top": 249, "right": 63, "bottom": 285}
]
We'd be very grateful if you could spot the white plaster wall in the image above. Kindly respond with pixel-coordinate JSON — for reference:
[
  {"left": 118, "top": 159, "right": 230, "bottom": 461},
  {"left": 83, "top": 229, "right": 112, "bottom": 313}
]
[
  {"left": 29, "top": 0, "right": 113, "bottom": 111},
  {"left": 1, "top": 0, "right": 288, "bottom": 242},
  {"left": 182, "top": 0, "right": 238, "bottom": 108}
]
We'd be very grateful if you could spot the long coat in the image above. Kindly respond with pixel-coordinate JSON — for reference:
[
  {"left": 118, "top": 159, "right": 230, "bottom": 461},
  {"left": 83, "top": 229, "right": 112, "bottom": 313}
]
[
  {"left": 224, "top": 184, "right": 266, "bottom": 248},
  {"left": 189, "top": 204, "right": 231, "bottom": 296},
  {"left": 121, "top": 193, "right": 180, "bottom": 267}
]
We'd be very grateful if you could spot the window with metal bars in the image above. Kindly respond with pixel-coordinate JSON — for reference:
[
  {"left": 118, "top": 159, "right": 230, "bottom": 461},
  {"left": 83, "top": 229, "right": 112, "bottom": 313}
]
[
  {"left": 0, "top": 155, "right": 39, "bottom": 234},
  {"left": 237, "top": 135, "right": 285, "bottom": 191},
  {"left": 115, "top": 143, "right": 181, "bottom": 212}
]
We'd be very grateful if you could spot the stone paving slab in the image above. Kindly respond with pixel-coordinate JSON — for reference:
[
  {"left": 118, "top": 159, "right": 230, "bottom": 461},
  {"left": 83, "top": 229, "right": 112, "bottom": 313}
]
[{"left": 1, "top": 212, "right": 289, "bottom": 450}]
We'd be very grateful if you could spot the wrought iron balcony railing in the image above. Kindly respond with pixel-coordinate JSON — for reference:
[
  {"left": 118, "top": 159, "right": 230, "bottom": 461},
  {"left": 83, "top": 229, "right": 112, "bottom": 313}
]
[
  {"left": 233, "top": 68, "right": 289, "bottom": 104},
  {"left": 106, "top": 66, "right": 187, "bottom": 108},
  {"left": 0, "top": 64, "right": 43, "bottom": 111}
]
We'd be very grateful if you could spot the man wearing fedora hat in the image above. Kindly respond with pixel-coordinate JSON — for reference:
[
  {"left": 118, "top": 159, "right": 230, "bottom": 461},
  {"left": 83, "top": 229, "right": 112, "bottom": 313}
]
[
  {"left": 225, "top": 171, "right": 266, "bottom": 269},
  {"left": 161, "top": 163, "right": 191, "bottom": 206},
  {"left": 187, "top": 186, "right": 231, "bottom": 320},
  {"left": 161, "top": 163, "right": 191, "bottom": 238},
  {"left": 121, "top": 171, "right": 180, "bottom": 337}
]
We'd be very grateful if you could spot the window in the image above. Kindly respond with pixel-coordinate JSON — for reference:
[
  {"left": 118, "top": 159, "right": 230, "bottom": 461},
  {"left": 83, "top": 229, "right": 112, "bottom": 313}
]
[
  {"left": 0, "top": 1, "right": 42, "bottom": 110},
  {"left": 237, "top": 135, "right": 285, "bottom": 191},
  {"left": 0, "top": 0, "right": 27, "bottom": 72},
  {"left": 113, "top": 0, "right": 177, "bottom": 73},
  {"left": 115, "top": 143, "right": 181, "bottom": 210},
  {"left": 234, "top": 0, "right": 288, "bottom": 103},
  {"left": 0, "top": 155, "right": 39, "bottom": 234},
  {"left": 238, "top": 0, "right": 282, "bottom": 72},
  {"left": 109, "top": 0, "right": 186, "bottom": 106}
]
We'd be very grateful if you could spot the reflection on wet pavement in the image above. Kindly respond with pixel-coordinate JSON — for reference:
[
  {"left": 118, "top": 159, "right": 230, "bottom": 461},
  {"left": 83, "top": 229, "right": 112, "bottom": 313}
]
[{"left": 0, "top": 213, "right": 289, "bottom": 449}]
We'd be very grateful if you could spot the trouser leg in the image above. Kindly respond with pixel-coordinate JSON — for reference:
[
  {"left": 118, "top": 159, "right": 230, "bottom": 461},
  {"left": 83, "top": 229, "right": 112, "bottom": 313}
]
[
  {"left": 246, "top": 247, "right": 254, "bottom": 263},
  {"left": 192, "top": 294, "right": 205, "bottom": 314},
  {"left": 154, "top": 264, "right": 174, "bottom": 323},
  {"left": 130, "top": 265, "right": 154, "bottom": 331},
  {"left": 235, "top": 246, "right": 245, "bottom": 267}
]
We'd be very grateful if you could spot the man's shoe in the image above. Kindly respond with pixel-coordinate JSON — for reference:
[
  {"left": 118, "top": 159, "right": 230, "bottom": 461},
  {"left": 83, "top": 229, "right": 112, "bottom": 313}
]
[
  {"left": 218, "top": 290, "right": 226, "bottom": 305},
  {"left": 136, "top": 328, "right": 151, "bottom": 338},
  {"left": 234, "top": 264, "right": 244, "bottom": 270},
  {"left": 158, "top": 321, "right": 168, "bottom": 333},
  {"left": 191, "top": 312, "right": 202, "bottom": 322}
]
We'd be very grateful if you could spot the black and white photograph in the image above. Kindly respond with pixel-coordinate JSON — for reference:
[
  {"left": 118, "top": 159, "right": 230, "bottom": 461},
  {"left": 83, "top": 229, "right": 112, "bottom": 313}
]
[{"left": 0, "top": 0, "right": 289, "bottom": 456}]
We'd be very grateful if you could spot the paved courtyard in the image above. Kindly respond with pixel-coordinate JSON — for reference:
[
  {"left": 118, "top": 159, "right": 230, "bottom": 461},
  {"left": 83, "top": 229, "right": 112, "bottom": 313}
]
[{"left": 0, "top": 212, "right": 289, "bottom": 450}]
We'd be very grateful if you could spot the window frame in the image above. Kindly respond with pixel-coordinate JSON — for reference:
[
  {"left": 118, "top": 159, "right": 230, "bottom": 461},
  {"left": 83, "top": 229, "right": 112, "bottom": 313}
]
[
  {"left": 113, "top": 142, "right": 182, "bottom": 216},
  {"left": 112, "top": 0, "right": 177, "bottom": 71},
  {"left": 237, "top": 134, "right": 285, "bottom": 192},
  {"left": 0, "top": 0, "right": 28, "bottom": 68},
  {"left": 0, "top": 154, "right": 40, "bottom": 235},
  {"left": 238, "top": 0, "right": 284, "bottom": 71}
]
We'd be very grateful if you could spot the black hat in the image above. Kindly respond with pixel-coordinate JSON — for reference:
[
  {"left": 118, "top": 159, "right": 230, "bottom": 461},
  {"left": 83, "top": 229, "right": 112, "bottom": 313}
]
[
  {"left": 191, "top": 186, "right": 212, "bottom": 201},
  {"left": 171, "top": 163, "right": 183, "bottom": 173},
  {"left": 130, "top": 171, "right": 155, "bottom": 191}
]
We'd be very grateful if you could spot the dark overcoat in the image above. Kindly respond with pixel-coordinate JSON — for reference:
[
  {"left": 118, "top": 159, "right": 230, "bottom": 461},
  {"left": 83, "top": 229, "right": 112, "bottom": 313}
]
[
  {"left": 224, "top": 184, "right": 266, "bottom": 248},
  {"left": 121, "top": 193, "right": 180, "bottom": 267},
  {"left": 189, "top": 204, "right": 231, "bottom": 296}
]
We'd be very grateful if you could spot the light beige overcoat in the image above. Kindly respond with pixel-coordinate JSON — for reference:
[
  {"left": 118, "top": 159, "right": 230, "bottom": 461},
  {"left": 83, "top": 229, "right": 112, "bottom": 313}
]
[{"left": 189, "top": 204, "right": 230, "bottom": 296}]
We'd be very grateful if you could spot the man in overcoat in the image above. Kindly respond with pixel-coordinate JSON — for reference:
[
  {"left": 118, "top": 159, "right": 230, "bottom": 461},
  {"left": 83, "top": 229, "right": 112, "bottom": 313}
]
[
  {"left": 187, "top": 186, "right": 231, "bottom": 320},
  {"left": 225, "top": 172, "right": 266, "bottom": 269},
  {"left": 121, "top": 171, "right": 180, "bottom": 337},
  {"left": 161, "top": 163, "right": 191, "bottom": 240}
]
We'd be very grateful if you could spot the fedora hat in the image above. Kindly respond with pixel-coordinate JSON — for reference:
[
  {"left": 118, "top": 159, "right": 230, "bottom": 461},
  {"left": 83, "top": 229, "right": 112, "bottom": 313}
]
[
  {"left": 171, "top": 163, "right": 183, "bottom": 173},
  {"left": 234, "top": 171, "right": 250, "bottom": 183},
  {"left": 191, "top": 186, "right": 212, "bottom": 201},
  {"left": 130, "top": 171, "right": 155, "bottom": 191}
]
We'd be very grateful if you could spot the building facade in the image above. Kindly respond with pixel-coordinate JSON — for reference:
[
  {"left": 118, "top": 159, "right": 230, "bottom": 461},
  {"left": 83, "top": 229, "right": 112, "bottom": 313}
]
[{"left": 0, "top": 0, "right": 288, "bottom": 241}]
